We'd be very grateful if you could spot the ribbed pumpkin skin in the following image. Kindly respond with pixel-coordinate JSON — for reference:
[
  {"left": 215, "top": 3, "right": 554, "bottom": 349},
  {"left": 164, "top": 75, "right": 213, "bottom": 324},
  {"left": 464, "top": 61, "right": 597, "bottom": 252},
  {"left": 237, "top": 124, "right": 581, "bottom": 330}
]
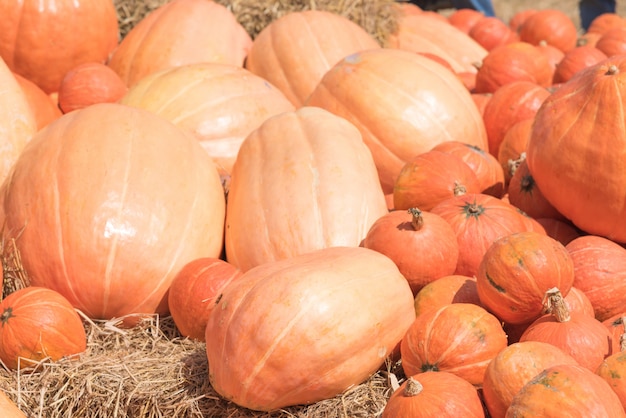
[
  {"left": 476, "top": 231, "right": 575, "bottom": 325},
  {"left": 527, "top": 57, "right": 626, "bottom": 242},
  {"left": 225, "top": 106, "right": 388, "bottom": 272},
  {"left": 506, "top": 364, "right": 626, "bottom": 417},
  {"left": 413, "top": 274, "right": 482, "bottom": 317},
  {"left": 400, "top": 302, "right": 508, "bottom": 386},
  {"left": 0, "top": 59, "right": 37, "bottom": 185},
  {"left": 108, "top": 0, "right": 252, "bottom": 88},
  {"left": 566, "top": 235, "right": 626, "bottom": 321},
  {"left": 0, "top": 103, "right": 226, "bottom": 320},
  {"left": 245, "top": 9, "right": 380, "bottom": 107},
  {"left": 205, "top": 246, "right": 416, "bottom": 412},
  {"left": 0, "top": 0, "right": 118, "bottom": 94},
  {"left": 0, "top": 287, "right": 86, "bottom": 370},
  {"left": 306, "top": 48, "right": 488, "bottom": 193},
  {"left": 58, "top": 62, "right": 128, "bottom": 113},
  {"left": 597, "top": 350, "right": 626, "bottom": 409},
  {"left": 120, "top": 62, "right": 295, "bottom": 177}
]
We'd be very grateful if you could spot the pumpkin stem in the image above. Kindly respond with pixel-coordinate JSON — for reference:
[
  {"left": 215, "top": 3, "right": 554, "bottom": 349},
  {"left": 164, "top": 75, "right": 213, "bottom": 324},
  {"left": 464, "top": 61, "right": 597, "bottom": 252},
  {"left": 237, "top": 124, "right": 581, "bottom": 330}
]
[
  {"left": 508, "top": 152, "right": 526, "bottom": 179},
  {"left": 621, "top": 317, "right": 626, "bottom": 352},
  {"left": 403, "top": 376, "right": 424, "bottom": 397},
  {"left": 453, "top": 181, "right": 467, "bottom": 197},
  {"left": 606, "top": 65, "right": 620, "bottom": 76},
  {"left": 408, "top": 208, "right": 424, "bottom": 231},
  {"left": 542, "top": 287, "right": 570, "bottom": 322},
  {"left": 0, "top": 307, "right": 13, "bottom": 325}
]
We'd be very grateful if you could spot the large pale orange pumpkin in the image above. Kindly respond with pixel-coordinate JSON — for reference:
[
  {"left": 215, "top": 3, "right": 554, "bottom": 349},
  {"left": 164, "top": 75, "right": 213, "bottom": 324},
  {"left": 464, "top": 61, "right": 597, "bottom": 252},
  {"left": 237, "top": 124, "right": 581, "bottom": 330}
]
[
  {"left": 527, "top": 57, "right": 626, "bottom": 242},
  {"left": 225, "top": 106, "right": 387, "bottom": 272},
  {"left": 0, "top": 0, "right": 118, "bottom": 94},
  {"left": 0, "top": 287, "right": 87, "bottom": 370},
  {"left": 245, "top": 9, "right": 380, "bottom": 107},
  {"left": 0, "top": 103, "right": 226, "bottom": 321},
  {"left": 120, "top": 62, "right": 295, "bottom": 178},
  {"left": 13, "top": 72, "right": 62, "bottom": 130},
  {"left": 0, "top": 389, "right": 27, "bottom": 418},
  {"left": 205, "top": 246, "right": 416, "bottom": 412},
  {"left": 306, "top": 48, "right": 488, "bottom": 193},
  {"left": 108, "top": 0, "right": 252, "bottom": 88}
]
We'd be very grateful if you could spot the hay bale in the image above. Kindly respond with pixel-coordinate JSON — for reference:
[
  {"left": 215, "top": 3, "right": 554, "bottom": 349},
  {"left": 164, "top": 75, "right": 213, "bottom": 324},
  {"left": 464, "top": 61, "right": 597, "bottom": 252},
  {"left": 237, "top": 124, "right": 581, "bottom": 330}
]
[{"left": 114, "top": 0, "right": 400, "bottom": 45}]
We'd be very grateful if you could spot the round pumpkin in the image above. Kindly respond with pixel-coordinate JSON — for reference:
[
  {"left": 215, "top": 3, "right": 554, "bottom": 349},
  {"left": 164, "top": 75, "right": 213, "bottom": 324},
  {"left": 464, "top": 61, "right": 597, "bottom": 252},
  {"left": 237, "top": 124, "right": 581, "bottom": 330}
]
[
  {"left": 108, "top": 0, "right": 252, "bottom": 88},
  {"left": 245, "top": 9, "right": 380, "bottom": 107},
  {"left": 482, "top": 341, "right": 579, "bottom": 418},
  {"left": 595, "top": 27, "right": 626, "bottom": 57},
  {"left": 497, "top": 118, "right": 533, "bottom": 185},
  {"left": 306, "top": 47, "right": 488, "bottom": 193},
  {"left": 518, "top": 9, "right": 578, "bottom": 53},
  {"left": 224, "top": 106, "right": 388, "bottom": 272},
  {"left": 604, "top": 314, "right": 626, "bottom": 354},
  {"left": 400, "top": 302, "right": 507, "bottom": 386},
  {"left": 506, "top": 364, "right": 626, "bottom": 417},
  {"left": 382, "top": 372, "right": 484, "bottom": 418},
  {"left": 0, "top": 0, "right": 118, "bottom": 94},
  {"left": 167, "top": 257, "right": 243, "bottom": 341},
  {"left": 552, "top": 45, "right": 608, "bottom": 84},
  {"left": 0, "top": 286, "right": 86, "bottom": 370},
  {"left": 13, "top": 72, "right": 62, "bottom": 130},
  {"left": 448, "top": 8, "right": 486, "bottom": 34},
  {"left": 58, "top": 62, "right": 128, "bottom": 113},
  {"left": 526, "top": 57, "right": 626, "bottom": 242},
  {"left": 476, "top": 231, "right": 575, "bottom": 325},
  {"left": 597, "top": 346, "right": 626, "bottom": 410},
  {"left": 469, "top": 16, "right": 520, "bottom": 51},
  {"left": 507, "top": 158, "right": 565, "bottom": 220},
  {"left": 412, "top": 274, "right": 482, "bottom": 317},
  {"left": 205, "top": 246, "right": 416, "bottom": 412},
  {"left": 0, "top": 103, "right": 226, "bottom": 321},
  {"left": 587, "top": 13, "right": 626, "bottom": 35},
  {"left": 362, "top": 208, "right": 460, "bottom": 295},
  {"left": 535, "top": 217, "right": 582, "bottom": 246},
  {"left": 120, "top": 62, "right": 295, "bottom": 179}
]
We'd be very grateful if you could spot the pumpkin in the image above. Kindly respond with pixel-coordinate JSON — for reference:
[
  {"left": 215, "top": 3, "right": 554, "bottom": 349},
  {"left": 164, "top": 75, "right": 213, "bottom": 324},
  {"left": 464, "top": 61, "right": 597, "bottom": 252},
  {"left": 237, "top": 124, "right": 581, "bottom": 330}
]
[
  {"left": 509, "top": 9, "right": 538, "bottom": 33},
  {"left": 58, "top": 62, "right": 128, "bottom": 113},
  {"left": 431, "top": 140, "right": 505, "bottom": 197},
  {"left": 0, "top": 103, "right": 226, "bottom": 321},
  {"left": 537, "top": 40, "right": 566, "bottom": 75},
  {"left": 506, "top": 364, "right": 626, "bottom": 417},
  {"left": 564, "top": 286, "right": 596, "bottom": 317},
  {"left": 507, "top": 158, "right": 565, "bottom": 220},
  {"left": 535, "top": 217, "right": 582, "bottom": 246},
  {"left": 400, "top": 302, "right": 507, "bottom": 386},
  {"left": 482, "top": 341, "right": 579, "bottom": 418},
  {"left": 108, "top": 0, "right": 252, "bottom": 88},
  {"left": 120, "top": 62, "right": 295, "bottom": 179},
  {"left": 519, "top": 288, "right": 612, "bottom": 371},
  {"left": 497, "top": 118, "right": 533, "bottom": 185},
  {"left": 448, "top": 8, "right": 486, "bottom": 34},
  {"left": 306, "top": 47, "right": 488, "bottom": 193},
  {"left": 518, "top": 9, "right": 578, "bottom": 52},
  {"left": 205, "top": 246, "right": 416, "bottom": 411},
  {"left": 474, "top": 42, "right": 553, "bottom": 94},
  {"left": 0, "top": 58, "right": 37, "bottom": 186},
  {"left": 587, "top": 13, "right": 626, "bottom": 35},
  {"left": 13, "top": 72, "right": 62, "bottom": 130},
  {"left": 566, "top": 235, "right": 626, "bottom": 321},
  {"left": 245, "top": 9, "right": 380, "bottom": 107},
  {"left": 482, "top": 80, "right": 550, "bottom": 158},
  {"left": 595, "top": 27, "right": 626, "bottom": 57},
  {"left": 393, "top": 150, "right": 481, "bottom": 211},
  {"left": 382, "top": 372, "right": 484, "bottom": 418},
  {"left": 412, "top": 274, "right": 482, "bottom": 317},
  {"left": 552, "top": 45, "right": 608, "bottom": 84},
  {"left": 526, "top": 57, "right": 626, "bottom": 242},
  {"left": 362, "top": 208, "right": 459, "bottom": 295},
  {"left": 0, "top": 0, "right": 118, "bottom": 94},
  {"left": 0, "top": 287, "right": 86, "bottom": 370},
  {"left": 476, "top": 231, "right": 575, "bottom": 325},
  {"left": 604, "top": 314, "right": 626, "bottom": 354},
  {"left": 597, "top": 337, "right": 626, "bottom": 410},
  {"left": 469, "top": 16, "right": 520, "bottom": 51},
  {"left": 0, "top": 389, "right": 27, "bottom": 418},
  {"left": 430, "top": 193, "right": 531, "bottom": 276},
  {"left": 387, "top": 12, "right": 488, "bottom": 74},
  {"left": 224, "top": 106, "right": 387, "bottom": 272},
  {"left": 167, "top": 258, "right": 243, "bottom": 341}
]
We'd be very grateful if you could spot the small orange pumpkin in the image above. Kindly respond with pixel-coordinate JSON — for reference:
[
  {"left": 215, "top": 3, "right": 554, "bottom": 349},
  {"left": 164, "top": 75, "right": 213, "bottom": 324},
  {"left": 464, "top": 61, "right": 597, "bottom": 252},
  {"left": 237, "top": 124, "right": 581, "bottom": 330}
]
[{"left": 58, "top": 62, "right": 128, "bottom": 113}]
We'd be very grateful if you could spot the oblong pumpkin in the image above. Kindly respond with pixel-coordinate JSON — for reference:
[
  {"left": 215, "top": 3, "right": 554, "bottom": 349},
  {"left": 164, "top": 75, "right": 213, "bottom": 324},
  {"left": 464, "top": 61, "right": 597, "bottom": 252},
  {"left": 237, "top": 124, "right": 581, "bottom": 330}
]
[
  {"left": 306, "top": 48, "right": 488, "bottom": 193},
  {"left": 224, "top": 106, "right": 388, "bottom": 272},
  {"left": 108, "top": 0, "right": 252, "bottom": 88},
  {"left": 120, "top": 62, "right": 295, "bottom": 178},
  {"left": 0, "top": 103, "right": 226, "bottom": 321},
  {"left": 205, "top": 246, "right": 416, "bottom": 412}
]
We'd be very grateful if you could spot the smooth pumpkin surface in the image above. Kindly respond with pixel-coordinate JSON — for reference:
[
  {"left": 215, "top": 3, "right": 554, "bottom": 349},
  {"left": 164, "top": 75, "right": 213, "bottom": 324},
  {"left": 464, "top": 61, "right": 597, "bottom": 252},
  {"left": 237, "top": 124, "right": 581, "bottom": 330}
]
[
  {"left": 0, "top": 389, "right": 27, "bottom": 418},
  {"left": 412, "top": 274, "right": 482, "bottom": 317},
  {"left": 13, "top": 72, "right": 62, "bottom": 131},
  {"left": 225, "top": 106, "right": 388, "bottom": 272},
  {"left": 306, "top": 48, "right": 488, "bottom": 193},
  {"left": 0, "top": 0, "right": 118, "bottom": 94},
  {"left": 245, "top": 9, "right": 380, "bottom": 107},
  {"left": 0, "top": 103, "right": 226, "bottom": 321},
  {"left": 205, "top": 246, "right": 416, "bottom": 412},
  {"left": 527, "top": 57, "right": 626, "bottom": 242},
  {"left": 120, "top": 62, "right": 295, "bottom": 178},
  {"left": 108, "top": 0, "right": 252, "bottom": 88},
  {"left": 0, "top": 287, "right": 86, "bottom": 370},
  {"left": 58, "top": 62, "right": 128, "bottom": 113}
]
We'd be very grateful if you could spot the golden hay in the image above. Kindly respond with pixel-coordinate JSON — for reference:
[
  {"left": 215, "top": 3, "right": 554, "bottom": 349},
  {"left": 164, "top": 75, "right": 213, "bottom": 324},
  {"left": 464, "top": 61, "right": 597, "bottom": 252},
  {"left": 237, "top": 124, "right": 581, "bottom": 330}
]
[{"left": 113, "top": 0, "right": 401, "bottom": 45}]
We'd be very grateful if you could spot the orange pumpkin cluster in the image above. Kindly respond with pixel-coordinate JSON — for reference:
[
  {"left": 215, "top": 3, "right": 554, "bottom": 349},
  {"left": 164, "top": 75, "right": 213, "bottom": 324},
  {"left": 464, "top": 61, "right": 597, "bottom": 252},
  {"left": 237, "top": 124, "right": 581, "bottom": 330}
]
[{"left": 1, "top": 0, "right": 626, "bottom": 416}]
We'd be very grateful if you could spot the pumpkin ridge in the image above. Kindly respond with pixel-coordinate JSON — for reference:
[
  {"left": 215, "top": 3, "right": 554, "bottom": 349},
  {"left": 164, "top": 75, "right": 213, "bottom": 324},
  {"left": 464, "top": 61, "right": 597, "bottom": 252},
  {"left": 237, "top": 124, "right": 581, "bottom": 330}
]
[{"left": 151, "top": 72, "right": 213, "bottom": 117}]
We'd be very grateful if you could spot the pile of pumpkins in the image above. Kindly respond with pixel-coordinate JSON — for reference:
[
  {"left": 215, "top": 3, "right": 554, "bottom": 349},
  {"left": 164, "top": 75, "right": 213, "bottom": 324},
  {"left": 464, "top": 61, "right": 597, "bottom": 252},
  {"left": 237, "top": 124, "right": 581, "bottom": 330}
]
[{"left": 1, "top": 0, "right": 626, "bottom": 416}]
